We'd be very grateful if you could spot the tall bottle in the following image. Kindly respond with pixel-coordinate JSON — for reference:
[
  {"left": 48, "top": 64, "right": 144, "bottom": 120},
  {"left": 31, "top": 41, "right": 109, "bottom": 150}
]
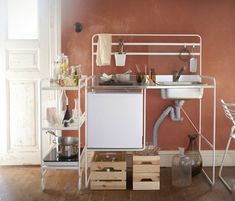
[
  {"left": 58, "top": 90, "right": 68, "bottom": 125},
  {"left": 63, "top": 94, "right": 72, "bottom": 127},
  {"left": 59, "top": 90, "right": 68, "bottom": 112},
  {"left": 172, "top": 147, "right": 192, "bottom": 187},
  {"left": 185, "top": 134, "right": 203, "bottom": 176},
  {"left": 63, "top": 104, "right": 72, "bottom": 127}
]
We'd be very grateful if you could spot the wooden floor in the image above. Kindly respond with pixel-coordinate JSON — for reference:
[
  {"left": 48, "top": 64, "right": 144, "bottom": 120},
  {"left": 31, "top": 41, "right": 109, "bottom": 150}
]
[{"left": 0, "top": 166, "right": 235, "bottom": 201}]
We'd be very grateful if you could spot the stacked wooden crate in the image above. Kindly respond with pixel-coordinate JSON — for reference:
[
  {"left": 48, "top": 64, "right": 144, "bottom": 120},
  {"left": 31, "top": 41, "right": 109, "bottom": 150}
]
[
  {"left": 90, "top": 152, "right": 126, "bottom": 190},
  {"left": 133, "top": 155, "right": 160, "bottom": 190}
]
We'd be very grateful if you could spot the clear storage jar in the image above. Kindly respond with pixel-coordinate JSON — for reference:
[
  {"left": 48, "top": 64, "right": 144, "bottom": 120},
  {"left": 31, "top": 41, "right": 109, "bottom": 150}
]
[{"left": 172, "top": 147, "right": 192, "bottom": 187}]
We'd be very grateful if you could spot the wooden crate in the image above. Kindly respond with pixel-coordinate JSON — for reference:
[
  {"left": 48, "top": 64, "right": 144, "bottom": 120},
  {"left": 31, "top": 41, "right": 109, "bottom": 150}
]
[
  {"left": 133, "top": 155, "right": 160, "bottom": 190},
  {"left": 90, "top": 152, "right": 126, "bottom": 190}
]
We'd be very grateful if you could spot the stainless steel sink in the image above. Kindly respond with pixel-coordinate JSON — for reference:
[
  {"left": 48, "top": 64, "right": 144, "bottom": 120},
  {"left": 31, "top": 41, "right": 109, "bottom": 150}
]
[{"left": 156, "top": 76, "right": 205, "bottom": 99}]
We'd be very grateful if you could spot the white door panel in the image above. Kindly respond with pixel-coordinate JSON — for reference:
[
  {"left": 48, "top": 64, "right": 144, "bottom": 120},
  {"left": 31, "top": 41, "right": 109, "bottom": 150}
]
[
  {"left": 0, "top": 0, "right": 60, "bottom": 165},
  {"left": 9, "top": 80, "right": 38, "bottom": 151}
]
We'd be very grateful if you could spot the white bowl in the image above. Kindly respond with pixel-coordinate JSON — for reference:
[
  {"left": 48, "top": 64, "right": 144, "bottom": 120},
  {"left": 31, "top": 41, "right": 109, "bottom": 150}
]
[
  {"left": 100, "top": 73, "right": 112, "bottom": 82},
  {"left": 116, "top": 74, "right": 130, "bottom": 82}
]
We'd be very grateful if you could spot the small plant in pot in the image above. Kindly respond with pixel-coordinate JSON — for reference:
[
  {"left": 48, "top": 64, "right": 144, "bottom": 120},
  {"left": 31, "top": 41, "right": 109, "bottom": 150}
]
[{"left": 115, "top": 39, "right": 126, "bottom": 66}]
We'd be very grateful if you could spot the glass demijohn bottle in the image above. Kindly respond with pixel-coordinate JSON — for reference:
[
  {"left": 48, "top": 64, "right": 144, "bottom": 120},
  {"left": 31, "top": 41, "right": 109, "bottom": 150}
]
[
  {"left": 172, "top": 147, "right": 192, "bottom": 187},
  {"left": 185, "top": 134, "right": 203, "bottom": 176}
]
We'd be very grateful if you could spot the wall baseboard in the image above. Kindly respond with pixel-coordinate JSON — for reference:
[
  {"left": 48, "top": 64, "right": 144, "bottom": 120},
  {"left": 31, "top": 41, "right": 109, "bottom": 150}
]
[{"left": 159, "top": 150, "right": 235, "bottom": 167}]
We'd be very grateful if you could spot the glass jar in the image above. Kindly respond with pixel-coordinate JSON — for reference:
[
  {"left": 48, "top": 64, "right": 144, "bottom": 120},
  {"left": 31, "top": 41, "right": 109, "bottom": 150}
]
[
  {"left": 172, "top": 147, "right": 192, "bottom": 187},
  {"left": 185, "top": 134, "right": 203, "bottom": 176}
]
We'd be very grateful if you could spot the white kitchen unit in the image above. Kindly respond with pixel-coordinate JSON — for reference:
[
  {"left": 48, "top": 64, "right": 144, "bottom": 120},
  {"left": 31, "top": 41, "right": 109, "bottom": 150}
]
[
  {"left": 87, "top": 34, "right": 216, "bottom": 187},
  {"left": 87, "top": 91, "right": 143, "bottom": 149}
]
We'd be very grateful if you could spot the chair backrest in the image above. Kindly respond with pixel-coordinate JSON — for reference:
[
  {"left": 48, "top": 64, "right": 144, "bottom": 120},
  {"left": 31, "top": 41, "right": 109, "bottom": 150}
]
[{"left": 221, "top": 99, "right": 235, "bottom": 125}]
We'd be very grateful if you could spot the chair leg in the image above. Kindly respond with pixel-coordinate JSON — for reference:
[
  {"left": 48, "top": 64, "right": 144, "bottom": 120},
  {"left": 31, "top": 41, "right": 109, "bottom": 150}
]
[{"left": 219, "top": 126, "right": 235, "bottom": 192}]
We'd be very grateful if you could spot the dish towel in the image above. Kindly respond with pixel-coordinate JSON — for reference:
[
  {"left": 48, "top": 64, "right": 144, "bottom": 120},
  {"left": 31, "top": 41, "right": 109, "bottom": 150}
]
[{"left": 96, "top": 34, "right": 112, "bottom": 66}]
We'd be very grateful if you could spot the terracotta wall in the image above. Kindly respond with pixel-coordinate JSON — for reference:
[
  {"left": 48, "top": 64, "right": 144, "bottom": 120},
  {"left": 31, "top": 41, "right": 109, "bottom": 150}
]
[{"left": 62, "top": 0, "right": 235, "bottom": 150}]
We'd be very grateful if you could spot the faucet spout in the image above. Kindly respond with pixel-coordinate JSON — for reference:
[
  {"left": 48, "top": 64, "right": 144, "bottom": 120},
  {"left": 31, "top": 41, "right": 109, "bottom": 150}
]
[{"left": 173, "top": 66, "right": 186, "bottom": 82}]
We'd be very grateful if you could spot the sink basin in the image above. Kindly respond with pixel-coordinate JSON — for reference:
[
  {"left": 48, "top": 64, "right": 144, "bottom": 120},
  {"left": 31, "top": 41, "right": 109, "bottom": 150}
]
[
  {"left": 161, "top": 88, "right": 204, "bottom": 99},
  {"left": 156, "top": 76, "right": 205, "bottom": 100}
]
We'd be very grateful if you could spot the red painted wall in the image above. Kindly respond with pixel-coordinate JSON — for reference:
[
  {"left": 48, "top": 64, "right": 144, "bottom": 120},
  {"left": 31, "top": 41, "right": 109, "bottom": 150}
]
[{"left": 62, "top": 0, "right": 235, "bottom": 150}]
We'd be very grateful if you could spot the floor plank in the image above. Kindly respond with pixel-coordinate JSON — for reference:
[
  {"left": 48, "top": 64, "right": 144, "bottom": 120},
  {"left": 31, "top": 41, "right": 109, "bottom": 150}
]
[{"left": 0, "top": 166, "right": 234, "bottom": 201}]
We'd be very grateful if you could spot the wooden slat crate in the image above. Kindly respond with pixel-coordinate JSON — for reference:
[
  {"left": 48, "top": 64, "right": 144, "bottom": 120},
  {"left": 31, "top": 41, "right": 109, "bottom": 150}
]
[
  {"left": 133, "top": 155, "right": 160, "bottom": 190},
  {"left": 90, "top": 152, "right": 126, "bottom": 190}
]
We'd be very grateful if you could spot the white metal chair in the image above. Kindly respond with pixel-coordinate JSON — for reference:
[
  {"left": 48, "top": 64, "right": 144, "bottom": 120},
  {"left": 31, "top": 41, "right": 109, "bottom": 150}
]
[{"left": 219, "top": 99, "right": 235, "bottom": 191}]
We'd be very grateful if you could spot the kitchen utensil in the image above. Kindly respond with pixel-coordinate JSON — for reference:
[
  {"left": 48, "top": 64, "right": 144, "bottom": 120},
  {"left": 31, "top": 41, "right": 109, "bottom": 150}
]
[
  {"left": 190, "top": 45, "right": 197, "bottom": 72},
  {"left": 46, "top": 131, "right": 79, "bottom": 158},
  {"left": 124, "top": 69, "right": 132, "bottom": 74},
  {"left": 144, "top": 64, "right": 147, "bottom": 75},
  {"left": 118, "top": 39, "right": 124, "bottom": 54},
  {"left": 136, "top": 72, "right": 144, "bottom": 83},
  {"left": 179, "top": 45, "right": 191, "bottom": 62},
  {"left": 135, "top": 64, "right": 141, "bottom": 73}
]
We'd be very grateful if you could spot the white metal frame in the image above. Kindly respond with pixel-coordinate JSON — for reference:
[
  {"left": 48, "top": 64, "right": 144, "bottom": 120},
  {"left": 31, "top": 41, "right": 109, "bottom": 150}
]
[
  {"left": 40, "top": 77, "right": 87, "bottom": 191},
  {"left": 219, "top": 99, "right": 235, "bottom": 191},
  {"left": 87, "top": 34, "right": 216, "bottom": 187}
]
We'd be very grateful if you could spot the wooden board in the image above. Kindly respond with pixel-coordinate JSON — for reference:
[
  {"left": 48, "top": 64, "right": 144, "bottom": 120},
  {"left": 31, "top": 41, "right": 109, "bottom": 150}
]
[
  {"left": 91, "top": 171, "right": 126, "bottom": 181},
  {"left": 133, "top": 164, "right": 160, "bottom": 173},
  {"left": 93, "top": 152, "right": 126, "bottom": 162},
  {"left": 91, "top": 152, "right": 126, "bottom": 171},
  {"left": 133, "top": 181, "right": 160, "bottom": 190},
  {"left": 133, "top": 155, "right": 160, "bottom": 165},
  {"left": 133, "top": 172, "right": 160, "bottom": 182},
  {"left": 90, "top": 181, "right": 126, "bottom": 190},
  {"left": 91, "top": 162, "right": 126, "bottom": 171}
]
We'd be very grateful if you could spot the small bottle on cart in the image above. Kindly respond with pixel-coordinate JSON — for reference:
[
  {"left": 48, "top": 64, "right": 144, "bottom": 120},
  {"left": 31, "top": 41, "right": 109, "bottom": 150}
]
[{"left": 150, "top": 68, "right": 156, "bottom": 83}]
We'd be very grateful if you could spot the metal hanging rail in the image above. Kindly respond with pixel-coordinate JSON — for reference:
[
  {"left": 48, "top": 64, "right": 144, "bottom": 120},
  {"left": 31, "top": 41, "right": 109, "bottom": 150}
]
[
  {"left": 91, "top": 33, "right": 202, "bottom": 77},
  {"left": 93, "top": 52, "right": 201, "bottom": 56},
  {"left": 93, "top": 42, "right": 201, "bottom": 46}
]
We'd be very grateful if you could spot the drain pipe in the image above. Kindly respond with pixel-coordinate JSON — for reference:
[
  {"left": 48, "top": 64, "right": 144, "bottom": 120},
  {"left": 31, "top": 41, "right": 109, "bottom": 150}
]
[{"left": 153, "top": 100, "right": 184, "bottom": 146}]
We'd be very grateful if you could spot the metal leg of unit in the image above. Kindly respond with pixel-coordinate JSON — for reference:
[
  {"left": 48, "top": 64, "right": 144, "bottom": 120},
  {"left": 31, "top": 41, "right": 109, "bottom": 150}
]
[
  {"left": 219, "top": 134, "right": 234, "bottom": 192},
  {"left": 41, "top": 177, "right": 45, "bottom": 191}
]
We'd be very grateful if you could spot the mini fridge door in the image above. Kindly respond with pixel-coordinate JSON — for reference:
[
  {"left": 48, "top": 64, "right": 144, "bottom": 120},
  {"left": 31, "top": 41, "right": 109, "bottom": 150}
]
[{"left": 87, "top": 92, "right": 143, "bottom": 149}]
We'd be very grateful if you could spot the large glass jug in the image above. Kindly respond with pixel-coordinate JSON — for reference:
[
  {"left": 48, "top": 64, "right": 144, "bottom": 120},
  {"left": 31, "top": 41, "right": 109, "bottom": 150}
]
[{"left": 172, "top": 147, "right": 192, "bottom": 187}]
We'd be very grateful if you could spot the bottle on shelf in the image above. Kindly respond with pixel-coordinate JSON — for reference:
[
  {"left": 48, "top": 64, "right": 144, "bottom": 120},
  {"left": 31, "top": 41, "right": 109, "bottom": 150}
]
[
  {"left": 63, "top": 103, "right": 72, "bottom": 127},
  {"left": 70, "top": 64, "right": 82, "bottom": 86},
  {"left": 59, "top": 90, "right": 68, "bottom": 112},
  {"left": 60, "top": 53, "right": 69, "bottom": 78},
  {"left": 51, "top": 55, "right": 62, "bottom": 83},
  {"left": 58, "top": 90, "right": 69, "bottom": 126},
  {"left": 63, "top": 90, "right": 72, "bottom": 127},
  {"left": 56, "top": 53, "right": 69, "bottom": 86}
]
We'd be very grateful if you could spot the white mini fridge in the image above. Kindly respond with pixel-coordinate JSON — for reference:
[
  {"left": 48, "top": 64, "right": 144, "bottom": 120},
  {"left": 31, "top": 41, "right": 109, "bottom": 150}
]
[{"left": 87, "top": 92, "right": 143, "bottom": 149}]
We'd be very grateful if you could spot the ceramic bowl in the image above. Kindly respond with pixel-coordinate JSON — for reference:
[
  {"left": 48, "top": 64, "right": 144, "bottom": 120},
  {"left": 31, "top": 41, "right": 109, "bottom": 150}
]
[{"left": 116, "top": 74, "right": 130, "bottom": 82}]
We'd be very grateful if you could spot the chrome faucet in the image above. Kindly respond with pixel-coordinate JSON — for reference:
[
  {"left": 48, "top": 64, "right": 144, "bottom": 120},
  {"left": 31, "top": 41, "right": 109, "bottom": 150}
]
[{"left": 173, "top": 67, "right": 186, "bottom": 82}]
